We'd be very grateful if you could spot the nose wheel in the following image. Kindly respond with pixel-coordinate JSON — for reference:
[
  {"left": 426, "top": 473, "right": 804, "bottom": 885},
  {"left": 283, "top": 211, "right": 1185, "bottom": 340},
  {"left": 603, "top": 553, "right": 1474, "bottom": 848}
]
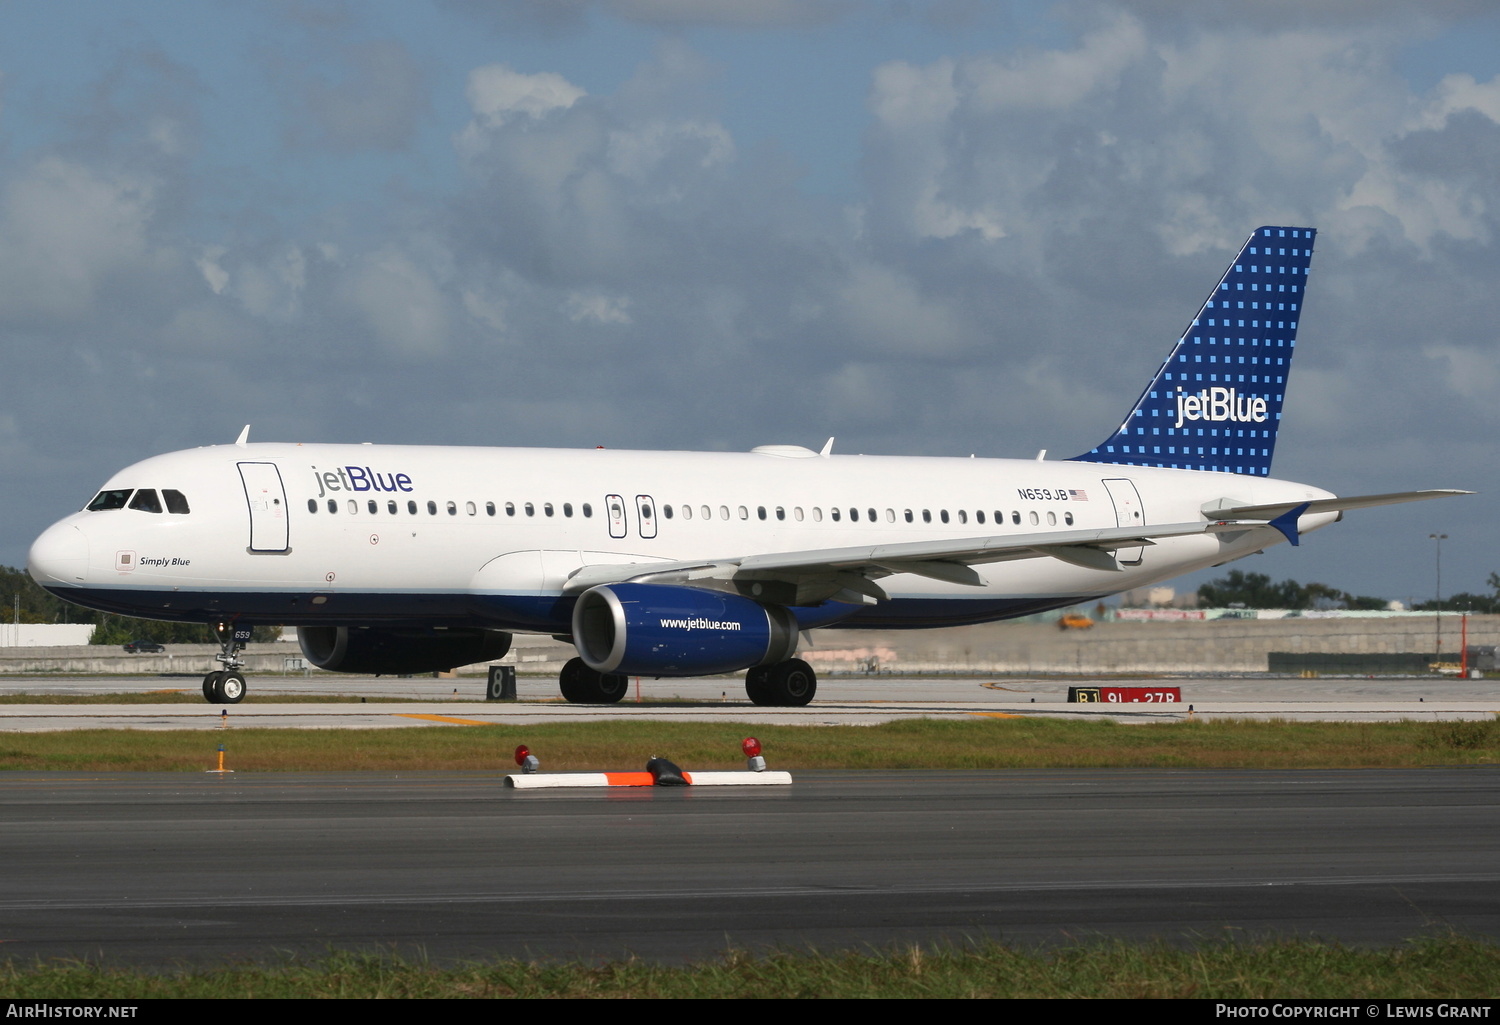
[
  {"left": 201, "top": 670, "right": 247, "bottom": 704},
  {"left": 203, "top": 621, "right": 253, "bottom": 704}
]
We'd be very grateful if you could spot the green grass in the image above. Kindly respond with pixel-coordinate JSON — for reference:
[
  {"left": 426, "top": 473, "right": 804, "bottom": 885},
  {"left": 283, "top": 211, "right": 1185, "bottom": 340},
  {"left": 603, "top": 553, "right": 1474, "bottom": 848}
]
[
  {"left": 0, "top": 691, "right": 440, "bottom": 704},
  {"left": 0, "top": 716, "right": 1495, "bottom": 772},
  {"left": 3, "top": 936, "right": 1497, "bottom": 998}
]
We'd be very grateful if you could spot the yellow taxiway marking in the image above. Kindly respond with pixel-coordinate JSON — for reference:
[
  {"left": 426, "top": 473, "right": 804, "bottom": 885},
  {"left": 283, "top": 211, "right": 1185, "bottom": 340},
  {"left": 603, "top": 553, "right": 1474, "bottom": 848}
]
[
  {"left": 968, "top": 711, "right": 1024, "bottom": 719},
  {"left": 393, "top": 713, "right": 493, "bottom": 726}
]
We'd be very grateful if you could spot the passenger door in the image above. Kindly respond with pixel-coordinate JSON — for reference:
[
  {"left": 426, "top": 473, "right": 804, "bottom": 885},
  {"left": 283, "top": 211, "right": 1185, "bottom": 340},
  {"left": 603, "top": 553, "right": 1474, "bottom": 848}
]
[{"left": 238, "top": 462, "right": 289, "bottom": 552}]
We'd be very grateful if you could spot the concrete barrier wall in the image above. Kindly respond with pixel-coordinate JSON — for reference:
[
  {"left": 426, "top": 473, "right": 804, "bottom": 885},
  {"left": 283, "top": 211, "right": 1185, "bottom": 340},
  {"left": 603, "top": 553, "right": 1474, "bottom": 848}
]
[{"left": 2, "top": 616, "right": 1493, "bottom": 677}]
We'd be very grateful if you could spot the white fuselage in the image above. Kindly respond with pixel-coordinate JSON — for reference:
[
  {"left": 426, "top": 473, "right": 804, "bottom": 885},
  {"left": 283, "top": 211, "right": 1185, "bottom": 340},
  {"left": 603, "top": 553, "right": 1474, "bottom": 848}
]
[{"left": 28, "top": 441, "right": 1337, "bottom": 633}]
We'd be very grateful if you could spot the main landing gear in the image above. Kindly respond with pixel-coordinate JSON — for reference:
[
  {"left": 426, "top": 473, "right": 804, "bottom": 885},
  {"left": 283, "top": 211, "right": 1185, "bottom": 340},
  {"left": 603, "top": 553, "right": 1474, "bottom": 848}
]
[
  {"left": 559, "top": 657, "right": 629, "bottom": 703},
  {"left": 553, "top": 656, "right": 817, "bottom": 706},
  {"left": 745, "top": 658, "right": 817, "bottom": 707},
  {"left": 202, "top": 621, "right": 252, "bottom": 704}
]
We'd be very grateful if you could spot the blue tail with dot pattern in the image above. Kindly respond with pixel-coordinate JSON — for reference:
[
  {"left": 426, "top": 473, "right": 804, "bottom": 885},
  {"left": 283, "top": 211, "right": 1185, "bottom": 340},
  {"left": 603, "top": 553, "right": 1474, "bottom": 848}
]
[{"left": 1070, "top": 225, "right": 1316, "bottom": 477}]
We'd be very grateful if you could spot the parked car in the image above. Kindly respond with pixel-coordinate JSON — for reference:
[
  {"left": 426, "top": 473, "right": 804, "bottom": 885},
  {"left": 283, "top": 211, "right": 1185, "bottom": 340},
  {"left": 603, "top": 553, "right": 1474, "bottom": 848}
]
[{"left": 122, "top": 639, "right": 165, "bottom": 653}]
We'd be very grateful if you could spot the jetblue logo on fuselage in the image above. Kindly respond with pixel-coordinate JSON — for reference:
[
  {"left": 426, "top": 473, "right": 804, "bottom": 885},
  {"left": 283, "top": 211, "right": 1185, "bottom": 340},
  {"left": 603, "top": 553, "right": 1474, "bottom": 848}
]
[
  {"left": 313, "top": 466, "right": 414, "bottom": 498},
  {"left": 1173, "top": 387, "right": 1268, "bottom": 430}
]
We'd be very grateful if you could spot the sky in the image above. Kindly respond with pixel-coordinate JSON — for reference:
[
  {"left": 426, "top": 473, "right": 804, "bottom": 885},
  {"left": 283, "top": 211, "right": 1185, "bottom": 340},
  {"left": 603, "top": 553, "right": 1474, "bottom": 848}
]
[{"left": 1, "top": 0, "right": 1497, "bottom": 606}]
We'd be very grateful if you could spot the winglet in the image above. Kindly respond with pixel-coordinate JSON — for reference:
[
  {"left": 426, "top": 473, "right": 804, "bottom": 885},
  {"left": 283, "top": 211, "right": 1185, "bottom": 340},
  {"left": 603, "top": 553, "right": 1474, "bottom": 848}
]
[
  {"left": 234, "top": 425, "right": 250, "bottom": 447},
  {"left": 819, "top": 437, "right": 834, "bottom": 457},
  {"left": 1268, "top": 502, "right": 1310, "bottom": 546}
]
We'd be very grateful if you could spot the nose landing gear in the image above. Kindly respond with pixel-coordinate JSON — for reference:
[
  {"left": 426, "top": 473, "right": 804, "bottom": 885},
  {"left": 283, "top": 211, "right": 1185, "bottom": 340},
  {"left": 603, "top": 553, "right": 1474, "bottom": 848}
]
[{"left": 202, "top": 622, "right": 252, "bottom": 704}]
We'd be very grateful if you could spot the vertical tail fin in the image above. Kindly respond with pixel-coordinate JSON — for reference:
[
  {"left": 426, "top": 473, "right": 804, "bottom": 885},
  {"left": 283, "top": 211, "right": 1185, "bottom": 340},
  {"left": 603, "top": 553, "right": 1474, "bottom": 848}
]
[{"left": 1070, "top": 225, "right": 1316, "bottom": 476}]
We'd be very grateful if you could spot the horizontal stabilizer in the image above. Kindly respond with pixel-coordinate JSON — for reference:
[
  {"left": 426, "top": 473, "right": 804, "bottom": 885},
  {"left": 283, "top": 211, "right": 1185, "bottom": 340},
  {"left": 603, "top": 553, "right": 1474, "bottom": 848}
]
[{"left": 1207, "top": 489, "right": 1471, "bottom": 522}]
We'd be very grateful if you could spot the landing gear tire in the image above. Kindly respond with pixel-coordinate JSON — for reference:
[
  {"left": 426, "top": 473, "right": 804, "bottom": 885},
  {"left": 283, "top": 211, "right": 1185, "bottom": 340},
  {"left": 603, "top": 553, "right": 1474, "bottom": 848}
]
[
  {"left": 745, "top": 665, "right": 774, "bottom": 706},
  {"left": 202, "top": 671, "right": 223, "bottom": 702},
  {"left": 766, "top": 658, "right": 816, "bottom": 707},
  {"left": 217, "top": 671, "right": 247, "bottom": 704},
  {"left": 559, "top": 657, "right": 628, "bottom": 704}
]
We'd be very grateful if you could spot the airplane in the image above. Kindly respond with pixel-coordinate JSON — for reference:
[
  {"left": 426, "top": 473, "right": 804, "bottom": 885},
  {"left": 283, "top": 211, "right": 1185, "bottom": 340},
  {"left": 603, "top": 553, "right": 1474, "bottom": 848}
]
[{"left": 27, "top": 225, "right": 1466, "bottom": 706}]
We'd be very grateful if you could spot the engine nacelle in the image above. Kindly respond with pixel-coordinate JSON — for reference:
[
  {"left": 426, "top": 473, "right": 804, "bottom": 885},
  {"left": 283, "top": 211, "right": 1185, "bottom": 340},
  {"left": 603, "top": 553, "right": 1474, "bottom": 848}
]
[
  {"left": 299, "top": 626, "right": 512, "bottom": 675},
  {"left": 572, "top": 583, "right": 800, "bottom": 677}
]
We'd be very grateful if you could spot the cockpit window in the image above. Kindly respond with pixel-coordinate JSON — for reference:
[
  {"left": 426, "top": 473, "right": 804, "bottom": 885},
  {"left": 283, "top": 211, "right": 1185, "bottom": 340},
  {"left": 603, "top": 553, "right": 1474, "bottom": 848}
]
[
  {"left": 128, "top": 489, "right": 163, "bottom": 513},
  {"left": 163, "top": 489, "right": 190, "bottom": 514},
  {"left": 87, "top": 489, "right": 133, "bottom": 511}
]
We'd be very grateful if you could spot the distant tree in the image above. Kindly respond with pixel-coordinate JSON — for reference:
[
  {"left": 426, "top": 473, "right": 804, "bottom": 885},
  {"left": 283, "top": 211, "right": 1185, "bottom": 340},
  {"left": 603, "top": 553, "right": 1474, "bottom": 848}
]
[
  {"left": 1198, "top": 570, "right": 1309, "bottom": 608},
  {"left": 1413, "top": 572, "right": 1500, "bottom": 614},
  {"left": 1198, "top": 569, "right": 1401, "bottom": 611},
  {"left": 0, "top": 564, "right": 89, "bottom": 624}
]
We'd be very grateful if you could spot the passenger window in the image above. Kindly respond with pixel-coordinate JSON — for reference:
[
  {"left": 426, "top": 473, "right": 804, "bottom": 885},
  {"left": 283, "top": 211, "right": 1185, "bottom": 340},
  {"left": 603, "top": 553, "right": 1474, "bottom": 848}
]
[
  {"left": 368, "top": 500, "right": 378, "bottom": 514},
  {"left": 976, "top": 511, "right": 986, "bottom": 525},
  {"left": 868, "top": 508, "right": 877, "bottom": 522},
  {"left": 922, "top": 510, "right": 931, "bottom": 523},
  {"left": 582, "top": 503, "right": 592, "bottom": 517},
  {"left": 720, "top": 506, "right": 730, "bottom": 520},
  {"left": 466, "top": 501, "right": 476, "bottom": 516},
  {"left": 564, "top": 503, "right": 574, "bottom": 517},
  {"left": 307, "top": 499, "right": 317, "bottom": 513},
  {"left": 904, "top": 509, "right": 913, "bottom": 523},
  {"left": 794, "top": 507, "right": 804, "bottom": 521},
  {"left": 1047, "top": 511, "right": 1056, "bottom": 525},
  {"left": 328, "top": 499, "right": 338, "bottom": 514},
  {"left": 408, "top": 500, "right": 418, "bottom": 515},
  {"left": 348, "top": 500, "right": 357, "bottom": 514},
  {"left": 776, "top": 507, "right": 785, "bottom": 521},
  {"left": 681, "top": 505, "right": 692, "bottom": 520},
  {"left": 1029, "top": 511, "right": 1039, "bottom": 525},
  {"left": 1064, "top": 511, "right": 1074, "bottom": 526},
  {"left": 738, "top": 506, "right": 748, "bottom": 520},
  {"left": 128, "top": 489, "right": 163, "bottom": 513},
  {"left": 86, "top": 489, "right": 133, "bottom": 511},
  {"left": 812, "top": 508, "right": 823, "bottom": 522},
  {"left": 163, "top": 490, "right": 190, "bottom": 514},
  {"left": 506, "top": 502, "right": 516, "bottom": 516},
  {"left": 389, "top": 500, "right": 398, "bottom": 514},
  {"left": 544, "top": 503, "right": 554, "bottom": 517},
  {"left": 958, "top": 510, "right": 967, "bottom": 524},
  {"left": 447, "top": 501, "right": 457, "bottom": 516},
  {"left": 940, "top": 510, "right": 949, "bottom": 524},
  {"left": 486, "top": 502, "right": 496, "bottom": 516},
  {"left": 525, "top": 503, "right": 534, "bottom": 517},
  {"left": 662, "top": 505, "right": 672, "bottom": 519},
  {"left": 885, "top": 509, "right": 894, "bottom": 523},
  {"left": 1011, "top": 511, "right": 1021, "bottom": 525},
  {"left": 427, "top": 501, "right": 437, "bottom": 515},
  {"left": 831, "top": 508, "right": 841, "bottom": 522}
]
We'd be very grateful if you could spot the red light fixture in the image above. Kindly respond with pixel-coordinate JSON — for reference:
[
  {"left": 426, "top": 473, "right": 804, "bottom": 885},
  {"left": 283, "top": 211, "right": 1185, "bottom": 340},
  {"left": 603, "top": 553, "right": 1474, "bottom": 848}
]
[{"left": 741, "top": 737, "right": 761, "bottom": 758}]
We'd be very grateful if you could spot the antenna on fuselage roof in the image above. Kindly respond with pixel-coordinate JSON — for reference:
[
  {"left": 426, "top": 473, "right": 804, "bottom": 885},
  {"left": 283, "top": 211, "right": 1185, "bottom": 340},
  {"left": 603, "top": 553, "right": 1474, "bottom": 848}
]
[
  {"left": 234, "top": 425, "right": 250, "bottom": 447},
  {"left": 819, "top": 437, "right": 834, "bottom": 457},
  {"left": 1036, "top": 449, "right": 1047, "bottom": 461}
]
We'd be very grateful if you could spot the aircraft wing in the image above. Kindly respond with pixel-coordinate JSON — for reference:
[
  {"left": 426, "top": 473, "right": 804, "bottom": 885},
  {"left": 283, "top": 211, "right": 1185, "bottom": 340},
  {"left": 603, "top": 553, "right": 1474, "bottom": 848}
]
[{"left": 563, "top": 518, "right": 1268, "bottom": 604}]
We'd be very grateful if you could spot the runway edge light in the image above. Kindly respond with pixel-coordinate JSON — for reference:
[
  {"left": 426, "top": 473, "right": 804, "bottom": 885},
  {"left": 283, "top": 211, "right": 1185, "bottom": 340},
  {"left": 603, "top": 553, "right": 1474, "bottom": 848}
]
[
  {"left": 515, "top": 744, "right": 539, "bottom": 774},
  {"left": 742, "top": 736, "right": 766, "bottom": 772}
]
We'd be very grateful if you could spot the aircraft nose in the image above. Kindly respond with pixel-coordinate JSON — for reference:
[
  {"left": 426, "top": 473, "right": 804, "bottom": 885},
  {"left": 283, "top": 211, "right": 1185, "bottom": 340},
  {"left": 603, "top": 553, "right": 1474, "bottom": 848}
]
[{"left": 28, "top": 522, "right": 90, "bottom": 585}]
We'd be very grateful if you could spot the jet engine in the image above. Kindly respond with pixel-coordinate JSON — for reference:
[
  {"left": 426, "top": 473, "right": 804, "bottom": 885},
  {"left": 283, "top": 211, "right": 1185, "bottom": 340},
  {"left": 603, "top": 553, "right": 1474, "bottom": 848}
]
[
  {"left": 298, "top": 626, "right": 512, "bottom": 675},
  {"left": 571, "top": 582, "right": 799, "bottom": 677}
]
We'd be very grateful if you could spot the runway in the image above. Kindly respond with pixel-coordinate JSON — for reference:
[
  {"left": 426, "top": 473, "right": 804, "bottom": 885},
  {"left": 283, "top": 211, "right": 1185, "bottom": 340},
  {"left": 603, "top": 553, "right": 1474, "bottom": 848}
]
[
  {"left": 1, "top": 672, "right": 1498, "bottom": 729},
  {"left": 2, "top": 768, "right": 1496, "bottom": 966}
]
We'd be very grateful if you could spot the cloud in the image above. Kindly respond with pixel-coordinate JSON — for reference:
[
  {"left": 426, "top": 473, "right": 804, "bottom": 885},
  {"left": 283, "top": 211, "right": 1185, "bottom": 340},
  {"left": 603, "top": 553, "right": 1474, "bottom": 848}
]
[
  {"left": 287, "top": 40, "right": 428, "bottom": 151},
  {"left": 0, "top": 158, "right": 159, "bottom": 322}
]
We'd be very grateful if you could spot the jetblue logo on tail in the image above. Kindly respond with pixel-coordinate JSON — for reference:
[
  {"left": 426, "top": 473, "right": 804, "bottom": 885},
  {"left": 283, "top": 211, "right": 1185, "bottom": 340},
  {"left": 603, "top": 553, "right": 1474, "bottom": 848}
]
[
  {"left": 1072, "top": 226, "right": 1315, "bottom": 477},
  {"left": 1173, "top": 387, "right": 1268, "bottom": 429}
]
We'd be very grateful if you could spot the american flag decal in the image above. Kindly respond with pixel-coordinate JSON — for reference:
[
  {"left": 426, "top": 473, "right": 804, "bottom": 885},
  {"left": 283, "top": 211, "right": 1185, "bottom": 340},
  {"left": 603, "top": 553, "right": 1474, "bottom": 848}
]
[{"left": 1068, "top": 489, "right": 1089, "bottom": 501}]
